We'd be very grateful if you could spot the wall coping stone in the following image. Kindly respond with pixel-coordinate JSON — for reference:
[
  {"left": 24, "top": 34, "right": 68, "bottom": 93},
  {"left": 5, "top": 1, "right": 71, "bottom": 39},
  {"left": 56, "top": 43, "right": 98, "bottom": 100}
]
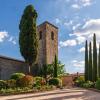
[
  {"left": 0, "top": 55, "right": 25, "bottom": 63},
  {"left": 37, "top": 21, "right": 58, "bottom": 29}
]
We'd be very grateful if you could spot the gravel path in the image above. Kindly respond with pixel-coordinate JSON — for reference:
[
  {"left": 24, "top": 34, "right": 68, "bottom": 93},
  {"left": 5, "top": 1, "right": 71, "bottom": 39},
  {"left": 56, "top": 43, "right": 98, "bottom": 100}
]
[{"left": 0, "top": 88, "right": 100, "bottom": 100}]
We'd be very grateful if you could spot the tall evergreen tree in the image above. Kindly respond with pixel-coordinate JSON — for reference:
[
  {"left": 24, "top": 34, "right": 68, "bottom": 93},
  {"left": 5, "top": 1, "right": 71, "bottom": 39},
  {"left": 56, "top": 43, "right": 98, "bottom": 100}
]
[
  {"left": 19, "top": 5, "right": 38, "bottom": 74},
  {"left": 98, "top": 44, "right": 100, "bottom": 78},
  {"left": 85, "top": 40, "right": 89, "bottom": 81},
  {"left": 93, "top": 34, "right": 97, "bottom": 81},
  {"left": 88, "top": 42, "right": 92, "bottom": 81},
  {"left": 54, "top": 55, "right": 58, "bottom": 77}
]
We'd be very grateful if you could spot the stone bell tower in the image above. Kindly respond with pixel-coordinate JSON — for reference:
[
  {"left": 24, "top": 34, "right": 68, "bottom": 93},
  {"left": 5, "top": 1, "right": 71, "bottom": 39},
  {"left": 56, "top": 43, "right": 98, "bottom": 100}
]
[{"left": 37, "top": 21, "right": 58, "bottom": 67}]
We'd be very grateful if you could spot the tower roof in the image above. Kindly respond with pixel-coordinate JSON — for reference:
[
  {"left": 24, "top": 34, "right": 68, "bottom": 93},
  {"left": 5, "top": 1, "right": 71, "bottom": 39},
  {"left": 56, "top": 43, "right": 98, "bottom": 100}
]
[{"left": 37, "top": 21, "right": 58, "bottom": 29}]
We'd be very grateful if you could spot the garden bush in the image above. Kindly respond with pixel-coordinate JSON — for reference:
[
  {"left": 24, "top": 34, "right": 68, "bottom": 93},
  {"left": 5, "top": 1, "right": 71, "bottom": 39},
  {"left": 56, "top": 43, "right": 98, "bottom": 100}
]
[
  {"left": 33, "top": 77, "right": 46, "bottom": 87},
  {"left": 75, "top": 76, "right": 85, "bottom": 87},
  {"left": 95, "top": 78, "right": 100, "bottom": 90},
  {"left": 16, "top": 75, "right": 33, "bottom": 88},
  {"left": 0, "top": 80, "right": 7, "bottom": 90},
  {"left": 83, "top": 81, "right": 94, "bottom": 88},
  {"left": 10, "top": 73, "right": 25, "bottom": 80},
  {"left": 6, "top": 79, "right": 16, "bottom": 88},
  {"left": 48, "top": 78, "right": 62, "bottom": 87}
]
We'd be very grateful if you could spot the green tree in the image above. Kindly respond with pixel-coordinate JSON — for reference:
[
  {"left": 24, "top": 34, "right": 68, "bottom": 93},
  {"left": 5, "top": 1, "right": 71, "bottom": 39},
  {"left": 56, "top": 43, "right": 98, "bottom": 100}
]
[
  {"left": 19, "top": 5, "right": 38, "bottom": 74},
  {"left": 41, "top": 62, "right": 65, "bottom": 78},
  {"left": 85, "top": 40, "right": 89, "bottom": 81},
  {"left": 88, "top": 42, "right": 92, "bottom": 81},
  {"left": 93, "top": 34, "right": 97, "bottom": 81},
  {"left": 57, "top": 61, "right": 65, "bottom": 76},
  {"left": 54, "top": 55, "right": 58, "bottom": 77},
  {"left": 47, "top": 64, "right": 54, "bottom": 77},
  {"left": 98, "top": 44, "right": 100, "bottom": 78}
]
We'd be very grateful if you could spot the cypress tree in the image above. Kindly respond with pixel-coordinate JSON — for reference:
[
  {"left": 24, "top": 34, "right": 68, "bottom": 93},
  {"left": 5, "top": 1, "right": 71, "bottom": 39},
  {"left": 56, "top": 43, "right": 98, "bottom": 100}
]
[
  {"left": 93, "top": 34, "right": 97, "bottom": 81},
  {"left": 19, "top": 5, "right": 38, "bottom": 74},
  {"left": 43, "top": 64, "right": 47, "bottom": 79},
  {"left": 54, "top": 55, "right": 58, "bottom": 77},
  {"left": 85, "top": 40, "right": 89, "bottom": 81},
  {"left": 98, "top": 44, "right": 100, "bottom": 78},
  {"left": 88, "top": 42, "right": 92, "bottom": 81}
]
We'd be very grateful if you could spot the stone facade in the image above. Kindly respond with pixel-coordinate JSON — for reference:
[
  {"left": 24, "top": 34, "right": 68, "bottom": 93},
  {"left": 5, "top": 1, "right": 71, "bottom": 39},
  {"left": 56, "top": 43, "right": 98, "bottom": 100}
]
[
  {"left": 37, "top": 21, "right": 58, "bottom": 66},
  {"left": 0, "top": 21, "right": 58, "bottom": 79},
  {"left": 0, "top": 55, "right": 28, "bottom": 80}
]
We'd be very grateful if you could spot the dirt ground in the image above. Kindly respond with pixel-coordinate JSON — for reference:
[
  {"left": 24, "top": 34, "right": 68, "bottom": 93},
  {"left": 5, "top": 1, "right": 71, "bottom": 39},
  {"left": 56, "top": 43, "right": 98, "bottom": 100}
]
[{"left": 0, "top": 88, "right": 100, "bottom": 100}]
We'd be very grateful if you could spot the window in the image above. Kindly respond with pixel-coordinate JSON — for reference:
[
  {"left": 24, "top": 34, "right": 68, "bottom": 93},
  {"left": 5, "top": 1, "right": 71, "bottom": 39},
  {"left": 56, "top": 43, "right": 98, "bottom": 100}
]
[
  {"left": 39, "top": 31, "right": 42, "bottom": 40},
  {"left": 51, "top": 31, "right": 54, "bottom": 40}
]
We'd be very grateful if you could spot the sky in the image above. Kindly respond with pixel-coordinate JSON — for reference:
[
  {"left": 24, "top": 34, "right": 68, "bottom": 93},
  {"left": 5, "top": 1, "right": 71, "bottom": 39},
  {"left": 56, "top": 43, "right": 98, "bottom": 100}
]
[{"left": 0, "top": 0, "right": 100, "bottom": 74}]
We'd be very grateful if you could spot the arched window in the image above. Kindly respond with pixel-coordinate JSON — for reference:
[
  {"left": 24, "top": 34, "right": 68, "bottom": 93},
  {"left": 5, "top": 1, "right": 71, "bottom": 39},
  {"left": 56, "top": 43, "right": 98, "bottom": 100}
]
[
  {"left": 51, "top": 31, "right": 54, "bottom": 40},
  {"left": 39, "top": 31, "right": 42, "bottom": 40}
]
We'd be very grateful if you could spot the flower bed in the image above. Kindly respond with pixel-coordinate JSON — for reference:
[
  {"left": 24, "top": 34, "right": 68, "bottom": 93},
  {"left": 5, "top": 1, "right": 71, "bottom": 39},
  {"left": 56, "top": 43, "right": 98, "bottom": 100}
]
[
  {"left": 0, "top": 85, "right": 56, "bottom": 95},
  {"left": 0, "top": 73, "right": 62, "bottom": 95}
]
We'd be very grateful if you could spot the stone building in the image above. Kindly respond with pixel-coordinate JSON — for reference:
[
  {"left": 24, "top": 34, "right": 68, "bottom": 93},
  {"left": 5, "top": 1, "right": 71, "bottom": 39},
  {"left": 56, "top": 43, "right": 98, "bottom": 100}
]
[
  {"left": 37, "top": 21, "right": 58, "bottom": 66},
  {"left": 0, "top": 21, "right": 58, "bottom": 79}
]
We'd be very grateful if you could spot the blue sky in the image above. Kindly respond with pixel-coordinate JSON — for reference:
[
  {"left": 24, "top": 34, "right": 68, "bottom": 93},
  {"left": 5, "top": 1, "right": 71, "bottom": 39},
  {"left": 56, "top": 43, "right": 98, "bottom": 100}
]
[{"left": 0, "top": 0, "right": 100, "bottom": 73}]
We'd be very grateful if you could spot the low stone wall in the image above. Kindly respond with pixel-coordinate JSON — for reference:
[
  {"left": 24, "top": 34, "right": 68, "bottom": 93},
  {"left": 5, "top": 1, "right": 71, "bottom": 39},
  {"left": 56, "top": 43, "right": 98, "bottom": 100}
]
[
  {"left": 0, "top": 55, "right": 28, "bottom": 80},
  {"left": 61, "top": 74, "right": 84, "bottom": 87},
  {"left": 61, "top": 76, "right": 74, "bottom": 86}
]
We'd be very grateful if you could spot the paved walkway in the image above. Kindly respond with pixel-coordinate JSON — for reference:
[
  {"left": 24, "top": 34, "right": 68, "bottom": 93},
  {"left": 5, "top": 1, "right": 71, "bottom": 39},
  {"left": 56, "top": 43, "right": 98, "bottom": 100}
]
[{"left": 0, "top": 88, "right": 100, "bottom": 100}]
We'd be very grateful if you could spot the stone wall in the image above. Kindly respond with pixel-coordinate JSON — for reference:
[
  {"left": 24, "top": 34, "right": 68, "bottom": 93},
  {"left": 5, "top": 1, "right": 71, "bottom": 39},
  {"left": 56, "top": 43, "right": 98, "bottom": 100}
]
[
  {"left": 45, "top": 22, "right": 58, "bottom": 64},
  {"left": 0, "top": 55, "right": 28, "bottom": 80},
  {"left": 37, "top": 23, "right": 46, "bottom": 66}
]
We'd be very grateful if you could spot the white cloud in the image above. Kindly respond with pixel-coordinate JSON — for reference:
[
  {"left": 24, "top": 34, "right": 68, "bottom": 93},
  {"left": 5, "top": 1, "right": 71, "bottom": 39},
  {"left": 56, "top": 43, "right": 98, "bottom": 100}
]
[
  {"left": 60, "top": 39, "right": 77, "bottom": 47},
  {"left": 72, "top": 60, "right": 78, "bottom": 63},
  {"left": 61, "top": 19, "right": 100, "bottom": 49},
  {"left": 72, "top": 60, "right": 84, "bottom": 67},
  {"left": 78, "top": 47, "right": 85, "bottom": 52},
  {"left": 59, "top": 35, "right": 86, "bottom": 48},
  {"left": 73, "top": 19, "right": 100, "bottom": 41},
  {"left": 82, "top": 19, "right": 100, "bottom": 30},
  {"left": 70, "top": 19, "right": 100, "bottom": 52},
  {"left": 12, "top": 41, "right": 16, "bottom": 45},
  {"left": 71, "top": 0, "right": 93, "bottom": 9},
  {"left": 0, "top": 30, "right": 17, "bottom": 45},
  {"left": 73, "top": 23, "right": 81, "bottom": 30},
  {"left": 81, "top": 0, "right": 92, "bottom": 6},
  {"left": 71, "top": 4, "right": 80, "bottom": 9},
  {"left": 55, "top": 18, "right": 61, "bottom": 24},
  {"left": 0, "top": 31, "right": 8, "bottom": 42},
  {"left": 8, "top": 36, "right": 17, "bottom": 45},
  {"left": 64, "top": 20, "right": 73, "bottom": 26},
  {"left": 69, "top": 60, "right": 84, "bottom": 73},
  {"left": 76, "top": 36, "right": 86, "bottom": 44},
  {"left": 55, "top": 18, "right": 74, "bottom": 27}
]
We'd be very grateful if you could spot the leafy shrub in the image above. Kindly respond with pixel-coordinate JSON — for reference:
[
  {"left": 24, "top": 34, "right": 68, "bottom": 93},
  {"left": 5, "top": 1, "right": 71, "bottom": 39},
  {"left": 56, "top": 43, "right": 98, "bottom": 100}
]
[
  {"left": 49, "top": 78, "right": 62, "bottom": 87},
  {"left": 6, "top": 79, "right": 16, "bottom": 88},
  {"left": 0, "top": 87, "right": 33, "bottom": 94},
  {"left": 33, "top": 77, "right": 46, "bottom": 87},
  {"left": 10, "top": 73, "right": 25, "bottom": 80},
  {"left": 16, "top": 75, "right": 33, "bottom": 87},
  {"left": 0, "top": 80, "right": 7, "bottom": 90},
  {"left": 95, "top": 78, "right": 100, "bottom": 90},
  {"left": 75, "top": 76, "right": 85, "bottom": 87},
  {"left": 83, "top": 81, "right": 94, "bottom": 88}
]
